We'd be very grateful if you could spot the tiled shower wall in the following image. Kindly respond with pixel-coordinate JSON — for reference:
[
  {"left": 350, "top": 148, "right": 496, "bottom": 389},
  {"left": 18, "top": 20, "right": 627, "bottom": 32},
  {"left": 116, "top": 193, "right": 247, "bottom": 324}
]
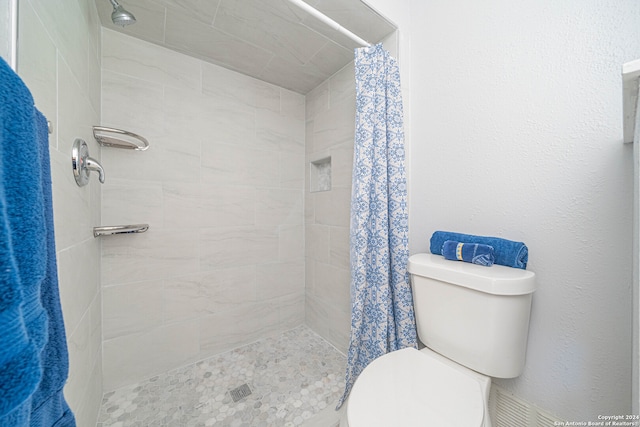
[
  {"left": 304, "top": 63, "right": 356, "bottom": 353},
  {"left": 16, "top": 0, "right": 103, "bottom": 425},
  {"left": 100, "top": 29, "right": 306, "bottom": 391}
]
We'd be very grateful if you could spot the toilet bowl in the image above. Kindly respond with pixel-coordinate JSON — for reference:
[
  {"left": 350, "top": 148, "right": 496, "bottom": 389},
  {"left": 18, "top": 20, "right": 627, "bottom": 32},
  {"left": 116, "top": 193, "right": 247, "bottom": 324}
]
[
  {"left": 345, "top": 253, "right": 536, "bottom": 427},
  {"left": 346, "top": 347, "right": 491, "bottom": 427}
]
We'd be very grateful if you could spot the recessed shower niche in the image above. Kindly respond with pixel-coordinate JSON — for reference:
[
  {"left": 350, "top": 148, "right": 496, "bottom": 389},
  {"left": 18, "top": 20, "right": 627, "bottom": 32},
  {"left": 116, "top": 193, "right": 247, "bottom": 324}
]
[{"left": 310, "top": 156, "right": 332, "bottom": 192}]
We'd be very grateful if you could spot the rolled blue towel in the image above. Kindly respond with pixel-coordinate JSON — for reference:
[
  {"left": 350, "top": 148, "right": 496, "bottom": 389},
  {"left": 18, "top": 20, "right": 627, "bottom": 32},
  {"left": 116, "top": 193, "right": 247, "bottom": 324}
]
[
  {"left": 442, "top": 240, "right": 495, "bottom": 266},
  {"left": 430, "top": 231, "right": 528, "bottom": 269}
]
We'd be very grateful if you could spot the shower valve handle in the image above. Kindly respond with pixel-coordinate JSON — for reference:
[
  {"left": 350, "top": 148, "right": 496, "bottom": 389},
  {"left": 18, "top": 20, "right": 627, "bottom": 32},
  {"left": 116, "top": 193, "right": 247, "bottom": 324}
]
[
  {"left": 85, "top": 156, "right": 105, "bottom": 183},
  {"left": 72, "top": 138, "right": 105, "bottom": 186}
]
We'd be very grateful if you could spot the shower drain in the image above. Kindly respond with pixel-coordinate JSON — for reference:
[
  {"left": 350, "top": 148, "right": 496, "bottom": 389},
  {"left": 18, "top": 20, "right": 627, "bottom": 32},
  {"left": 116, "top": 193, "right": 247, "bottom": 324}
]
[{"left": 229, "top": 383, "right": 252, "bottom": 402}]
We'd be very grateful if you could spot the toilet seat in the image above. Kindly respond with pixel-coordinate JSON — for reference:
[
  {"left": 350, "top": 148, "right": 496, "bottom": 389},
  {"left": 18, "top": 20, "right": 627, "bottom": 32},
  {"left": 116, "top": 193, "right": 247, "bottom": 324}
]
[{"left": 347, "top": 347, "right": 485, "bottom": 427}]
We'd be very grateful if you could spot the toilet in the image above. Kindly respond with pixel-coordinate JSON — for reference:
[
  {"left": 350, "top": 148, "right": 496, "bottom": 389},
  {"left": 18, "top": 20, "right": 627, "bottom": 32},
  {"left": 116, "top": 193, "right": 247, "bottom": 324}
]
[{"left": 346, "top": 253, "right": 536, "bottom": 427}]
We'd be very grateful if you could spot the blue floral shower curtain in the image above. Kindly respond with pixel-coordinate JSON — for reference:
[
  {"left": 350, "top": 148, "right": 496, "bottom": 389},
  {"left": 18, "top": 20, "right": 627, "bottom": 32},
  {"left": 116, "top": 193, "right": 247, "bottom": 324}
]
[{"left": 338, "top": 43, "right": 418, "bottom": 408}]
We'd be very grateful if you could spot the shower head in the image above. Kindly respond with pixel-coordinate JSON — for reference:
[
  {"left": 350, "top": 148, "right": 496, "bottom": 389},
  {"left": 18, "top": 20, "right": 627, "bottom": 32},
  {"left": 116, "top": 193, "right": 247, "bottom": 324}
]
[{"left": 109, "top": 0, "right": 136, "bottom": 27}]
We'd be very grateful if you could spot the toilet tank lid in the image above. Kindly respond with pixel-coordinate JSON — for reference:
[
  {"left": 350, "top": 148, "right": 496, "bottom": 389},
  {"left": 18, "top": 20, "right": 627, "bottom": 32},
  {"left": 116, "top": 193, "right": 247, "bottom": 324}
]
[{"left": 408, "top": 253, "right": 536, "bottom": 296}]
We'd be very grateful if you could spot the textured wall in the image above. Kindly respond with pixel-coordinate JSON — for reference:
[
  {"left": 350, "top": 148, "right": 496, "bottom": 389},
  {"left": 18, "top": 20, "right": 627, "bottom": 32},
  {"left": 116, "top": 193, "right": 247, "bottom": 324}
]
[
  {"left": 100, "top": 29, "right": 306, "bottom": 391},
  {"left": 16, "top": 0, "right": 103, "bottom": 425},
  {"left": 409, "top": 0, "right": 640, "bottom": 420}
]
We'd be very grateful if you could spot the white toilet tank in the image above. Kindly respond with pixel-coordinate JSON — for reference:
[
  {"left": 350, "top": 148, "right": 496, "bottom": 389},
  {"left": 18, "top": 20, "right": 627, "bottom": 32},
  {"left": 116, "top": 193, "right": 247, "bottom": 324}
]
[{"left": 408, "top": 253, "right": 536, "bottom": 378}]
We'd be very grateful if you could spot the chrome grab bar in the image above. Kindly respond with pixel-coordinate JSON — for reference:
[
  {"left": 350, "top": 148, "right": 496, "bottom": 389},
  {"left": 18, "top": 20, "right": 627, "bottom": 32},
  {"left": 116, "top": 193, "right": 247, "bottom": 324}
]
[
  {"left": 93, "top": 126, "right": 150, "bottom": 151},
  {"left": 93, "top": 224, "right": 149, "bottom": 238}
]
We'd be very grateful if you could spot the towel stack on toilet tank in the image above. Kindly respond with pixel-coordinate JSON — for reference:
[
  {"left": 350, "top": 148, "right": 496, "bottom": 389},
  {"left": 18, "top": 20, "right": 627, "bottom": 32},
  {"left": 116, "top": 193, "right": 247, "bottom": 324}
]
[{"left": 430, "top": 231, "right": 528, "bottom": 269}]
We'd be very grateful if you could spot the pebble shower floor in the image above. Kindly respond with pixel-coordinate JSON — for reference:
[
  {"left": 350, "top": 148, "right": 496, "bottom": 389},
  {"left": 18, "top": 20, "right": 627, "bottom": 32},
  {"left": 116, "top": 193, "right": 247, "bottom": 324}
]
[{"left": 96, "top": 326, "right": 346, "bottom": 427}]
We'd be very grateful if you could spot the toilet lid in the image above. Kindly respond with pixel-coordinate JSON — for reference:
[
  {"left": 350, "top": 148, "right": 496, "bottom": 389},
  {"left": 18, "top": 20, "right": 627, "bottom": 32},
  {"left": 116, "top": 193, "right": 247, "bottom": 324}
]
[{"left": 347, "top": 348, "right": 484, "bottom": 427}]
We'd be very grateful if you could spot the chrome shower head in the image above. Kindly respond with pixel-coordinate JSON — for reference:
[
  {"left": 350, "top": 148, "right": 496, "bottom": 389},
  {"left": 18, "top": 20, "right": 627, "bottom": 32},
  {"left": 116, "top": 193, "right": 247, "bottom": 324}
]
[{"left": 109, "top": 0, "right": 136, "bottom": 27}]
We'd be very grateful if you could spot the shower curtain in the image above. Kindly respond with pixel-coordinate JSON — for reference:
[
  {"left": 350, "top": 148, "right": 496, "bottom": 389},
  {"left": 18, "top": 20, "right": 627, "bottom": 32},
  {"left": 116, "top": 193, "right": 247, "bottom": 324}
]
[{"left": 338, "top": 43, "right": 418, "bottom": 408}]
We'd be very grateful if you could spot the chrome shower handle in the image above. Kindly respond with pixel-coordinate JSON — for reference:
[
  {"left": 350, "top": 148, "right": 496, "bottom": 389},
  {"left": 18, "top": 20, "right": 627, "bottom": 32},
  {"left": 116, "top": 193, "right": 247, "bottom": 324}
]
[
  {"left": 85, "top": 156, "right": 105, "bottom": 183},
  {"left": 72, "top": 138, "right": 105, "bottom": 186}
]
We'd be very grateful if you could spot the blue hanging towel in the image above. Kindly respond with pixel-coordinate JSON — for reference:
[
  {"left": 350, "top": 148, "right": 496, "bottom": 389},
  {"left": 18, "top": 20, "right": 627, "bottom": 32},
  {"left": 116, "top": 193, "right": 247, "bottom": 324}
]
[
  {"left": 430, "top": 230, "right": 528, "bottom": 269},
  {"left": 29, "top": 109, "right": 75, "bottom": 427},
  {"left": 0, "top": 57, "right": 75, "bottom": 426}
]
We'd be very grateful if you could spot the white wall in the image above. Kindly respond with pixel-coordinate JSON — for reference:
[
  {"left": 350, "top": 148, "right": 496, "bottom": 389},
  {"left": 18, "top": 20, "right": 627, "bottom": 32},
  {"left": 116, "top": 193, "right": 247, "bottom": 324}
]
[
  {"left": 409, "top": 0, "right": 640, "bottom": 421},
  {"left": 16, "top": 0, "right": 103, "bottom": 425}
]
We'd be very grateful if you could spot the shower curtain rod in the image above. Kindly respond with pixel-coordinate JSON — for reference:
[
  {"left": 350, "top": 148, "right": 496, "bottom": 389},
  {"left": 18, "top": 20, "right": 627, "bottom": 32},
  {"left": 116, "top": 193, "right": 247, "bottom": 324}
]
[{"left": 284, "top": 0, "right": 371, "bottom": 47}]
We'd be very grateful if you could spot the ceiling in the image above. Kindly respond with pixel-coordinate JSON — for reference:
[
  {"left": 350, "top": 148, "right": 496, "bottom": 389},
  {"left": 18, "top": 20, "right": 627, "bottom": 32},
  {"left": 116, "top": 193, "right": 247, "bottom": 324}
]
[{"left": 95, "top": 0, "right": 396, "bottom": 94}]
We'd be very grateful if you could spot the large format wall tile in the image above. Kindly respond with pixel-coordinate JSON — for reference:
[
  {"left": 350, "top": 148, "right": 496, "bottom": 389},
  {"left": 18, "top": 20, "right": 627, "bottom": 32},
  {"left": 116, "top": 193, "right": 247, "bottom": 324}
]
[
  {"left": 305, "top": 63, "right": 355, "bottom": 354},
  {"left": 256, "top": 188, "right": 304, "bottom": 226},
  {"left": 305, "top": 295, "right": 350, "bottom": 352},
  {"left": 278, "top": 291, "right": 305, "bottom": 330},
  {"left": 280, "top": 152, "right": 305, "bottom": 189},
  {"left": 102, "top": 229, "right": 200, "bottom": 285},
  {"left": 49, "top": 148, "right": 94, "bottom": 251},
  {"left": 163, "top": 266, "right": 257, "bottom": 322},
  {"left": 101, "top": 70, "right": 165, "bottom": 140},
  {"left": 101, "top": 30, "right": 306, "bottom": 389},
  {"left": 103, "top": 29, "right": 201, "bottom": 91},
  {"left": 18, "top": 0, "right": 103, "bottom": 423},
  {"left": 201, "top": 143, "right": 280, "bottom": 187},
  {"left": 199, "top": 226, "right": 279, "bottom": 269},
  {"left": 29, "top": 0, "right": 89, "bottom": 90},
  {"left": 65, "top": 295, "right": 100, "bottom": 409},
  {"left": 256, "top": 261, "right": 305, "bottom": 300},
  {"left": 102, "top": 179, "right": 164, "bottom": 226},
  {"left": 57, "top": 240, "right": 100, "bottom": 335},
  {"left": 278, "top": 224, "right": 304, "bottom": 261},
  {"left": 103, "top": 281, "right": 164, "bottom": 340},
  {"left": 256, "top": 108, "right": 305, "bottom": 153},
  {"left": 16, "top": 1, "right": 57, "bottom": 148},
  {"left": 201, "top": 60, "right": 276, "bottom": 109},
  {"left": 200, "top": 186, "right": 256, "bottom": 228},
  {"left": 198, "top": 301, "right": 280, "bottom": 357},
  {"left": 103, "top": 320, "right": 200, "bottom": 391},
  {"left": 165, "top": 10, "right": 272, "bottom": 78}
]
